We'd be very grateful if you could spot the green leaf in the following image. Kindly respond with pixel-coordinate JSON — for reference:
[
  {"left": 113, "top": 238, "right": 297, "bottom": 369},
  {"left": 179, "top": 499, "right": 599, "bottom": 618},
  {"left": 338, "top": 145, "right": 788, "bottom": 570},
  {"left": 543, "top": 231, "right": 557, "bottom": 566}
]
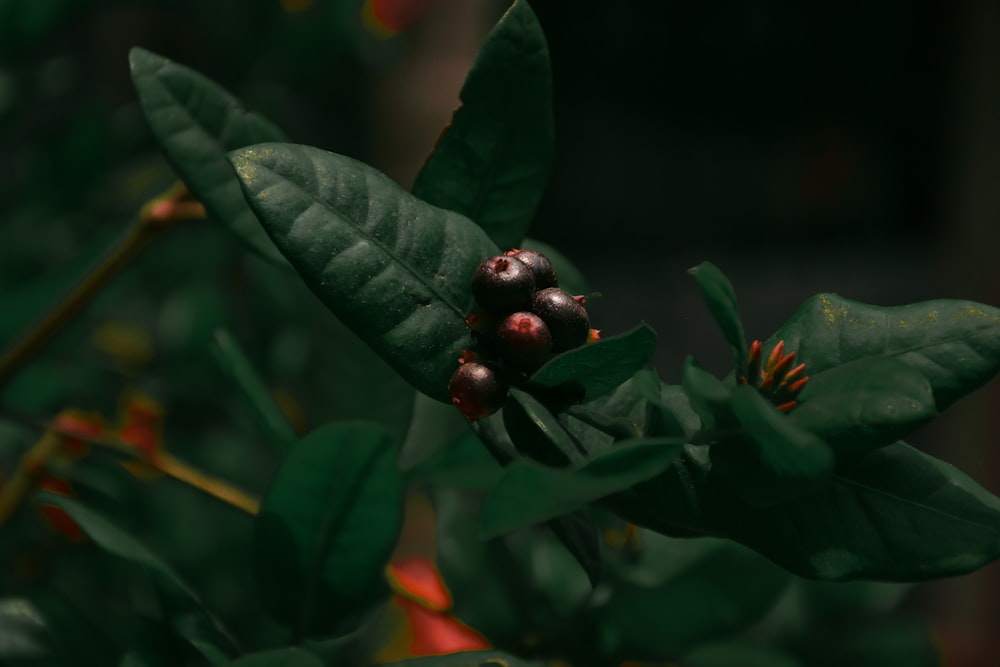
[
  {"left": 221, "top": 647, "right": 324, "bottom": 667},
  {"left": 212, "top": 328, "right": 298, "bottom": 457},
  {"left": 766, "top": 293, "right": 1000, "bottom": 411},
  {"left": 0, "top": 598, "right": 49, "bottom": 660},
  {"left": 411, "top": 0, "right": 553, "bottom": 250},
  {"left": 547, "top": 508, "right": 601, "bottom": 589},
  {"left": 688, "top": 261, "right": 747, "bottom": 369},
  {"left": 254, "top": 422, "right": 403, "bottom": 636},
  {"left": 530, "top": 324, "right": 658, "bottom": 402},
  {"left": 632, "top": 370, "right": 691, "bottom": 438},
  {"left": 680, "top": 357, "right": 732, "bottom": 430},
  {"left": 29, "top": 589, "right": 118, "bottom": 667},
  {"left": 128, "top": 47, "right": 288, "bottom": 263},
  {"left": 481, "top": 438, "right": 685, "bottom": 538},
  {"left": 789, "top": 357, "right": 936, "bottom": 459},
  {"left": 630, "top": 441, "right": 1000, "bottom": 580},
  {"left": 712, "top": 385, "right": 834, "bottom": 507},
  {"left": 594, "top": 539, "right": 789, "bottom": 661},
  {"left": 37, "top": 494, "right": 201, "bottom": 606},
  {"left": 505, "top": 387, "right": 585, "bottom": 466},
  {"left": 229, "top": 143, "right": 499, "bottom": 403}
]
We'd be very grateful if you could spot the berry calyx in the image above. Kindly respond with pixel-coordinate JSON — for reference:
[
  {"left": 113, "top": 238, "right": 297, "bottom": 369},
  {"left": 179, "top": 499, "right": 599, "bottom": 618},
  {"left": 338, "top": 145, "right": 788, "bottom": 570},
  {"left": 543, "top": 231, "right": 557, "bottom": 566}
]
[
  {"left": 448, "top": 362, "right": 508, "bottom": 421},
  {"left": 504, "top": 249, "right": 558, "bottom": 290},
  {"left": 498, "top": 311, "right": 553, "bottom": 372},
  {"left": 471, "top": 255, "right": 535, "bottom": 314},
  {"left": 531, "top": 287, "right": 590, "bottom": 352}
]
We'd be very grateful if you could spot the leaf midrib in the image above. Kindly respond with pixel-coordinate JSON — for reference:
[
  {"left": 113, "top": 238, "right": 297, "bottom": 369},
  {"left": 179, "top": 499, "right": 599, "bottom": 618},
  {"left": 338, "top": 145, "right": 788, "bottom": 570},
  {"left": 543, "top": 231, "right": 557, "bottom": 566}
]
[{"left": 256, "top": 155, "right": 471, "bottom": 323}]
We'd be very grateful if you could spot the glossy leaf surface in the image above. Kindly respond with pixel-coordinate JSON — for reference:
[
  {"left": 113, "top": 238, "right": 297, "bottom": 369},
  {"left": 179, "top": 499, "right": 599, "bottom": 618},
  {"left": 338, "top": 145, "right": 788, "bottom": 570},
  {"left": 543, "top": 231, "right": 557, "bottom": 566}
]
[
  {"left": 129, "top": 48, "right": 288, "bottom": 263},
  {"left": 689, "top": 261, "right": 747, "bottom": 368},
  {"left": 230, "top": 143, "right": 499, "bottom": 402},
  {"left": 530, "top": 324, "right": 657, "bottom": 402},
  {"left": 766, "top": 294, "right": 1000, "bottom": 411},
  {"left": 481, "top": 437, "right": 684, "bottom": 538},
  {"left": 632, "top": 441, "right": 1000, "bottom": 580},
  {"left": 254, "top": 422, "right": 402, "bottom": 636},
  {"left": 789, "top": 357, "right": 936, "bottom": 459},
  {"left": 411, "top": 0, "right": 553, "bottom": 250},
  {"left": 713, "top": 385, "right": 834, "bottom": 507}
]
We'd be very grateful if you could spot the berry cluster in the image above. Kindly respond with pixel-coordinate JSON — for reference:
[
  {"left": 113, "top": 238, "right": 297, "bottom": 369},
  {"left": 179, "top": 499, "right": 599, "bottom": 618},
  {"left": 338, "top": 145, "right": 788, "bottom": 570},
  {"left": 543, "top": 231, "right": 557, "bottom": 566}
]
[{"left": 448, "top": 249, "right": 597, "bottom": 421}]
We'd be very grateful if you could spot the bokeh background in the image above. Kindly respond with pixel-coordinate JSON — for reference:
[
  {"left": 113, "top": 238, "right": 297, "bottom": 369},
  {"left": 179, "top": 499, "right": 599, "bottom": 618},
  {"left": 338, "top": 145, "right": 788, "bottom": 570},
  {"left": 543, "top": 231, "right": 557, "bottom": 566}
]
[{"left": 1, "top": 0, "right": 999, "bottom": 664}]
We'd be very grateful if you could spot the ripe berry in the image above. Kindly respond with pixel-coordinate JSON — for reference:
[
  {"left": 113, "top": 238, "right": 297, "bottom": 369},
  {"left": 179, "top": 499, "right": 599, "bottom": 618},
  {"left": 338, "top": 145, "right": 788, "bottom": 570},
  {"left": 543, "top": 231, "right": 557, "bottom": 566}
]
[
  {"left": 498, "top": 311, "right": 553, "bottom": 372},
  {"left": 532, "top": 287, "right": 590, "bottom": 352},
  {"left": 471, "top": 255, "right": 535, "bottom": 314},
  {"left": 448, "top": 362, "right": 508, "bottom": 421},
  {"left": 504, "top": 249, "right": 558, "bottom": 290}
]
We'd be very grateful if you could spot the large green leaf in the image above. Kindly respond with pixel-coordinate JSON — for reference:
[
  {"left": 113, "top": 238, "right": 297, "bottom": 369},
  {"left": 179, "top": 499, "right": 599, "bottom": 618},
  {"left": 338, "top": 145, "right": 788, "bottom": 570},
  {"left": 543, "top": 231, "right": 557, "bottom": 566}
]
[
  {"left": 530, "top": 324, "right": 658, "bottom": 402},
  {"left": 253, "top": 422, "right": 402, "bottom": 636},
  {"left": 410, "top": 0, "right": 553, "bottom": 250},
  {"left": 766, "top": 294, "right": 1000, "bottom": 411},
  {"left": 712, "top": 385, "right": 834, "bottom": 508},
  {"left": 593, "top": 539, "right": 789, "bottom": 661},
  {"left": 788, "top": 357, "right": 936, "bottom": 459},
  {"left": 229, "top": 143, "right": 499, "bottom": 403},
  {"left": 628, "top": 441, "right": 1000, "bottom": 580},
  {"left": 481, "top": 437, "right": 684, "bottom": 538},
  {"left": 688, "top": 261, "right": 747, "bottom": 369},
  {"left": 129, "top": 48, "right": 288, "bottom": 263}
]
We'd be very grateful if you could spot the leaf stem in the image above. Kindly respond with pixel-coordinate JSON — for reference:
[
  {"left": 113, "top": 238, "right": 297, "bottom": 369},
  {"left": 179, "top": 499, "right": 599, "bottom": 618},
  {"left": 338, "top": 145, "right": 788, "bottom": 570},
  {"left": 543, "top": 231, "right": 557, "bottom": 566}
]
[
  {"left": 153, "top": 452, "right": 261, "bottom": 515},
  {"left": 0, "top": 409, "right": 261, "bottom": 524},
  {"left": 0, "top": 184, "right": 205, "bottom": 388}
]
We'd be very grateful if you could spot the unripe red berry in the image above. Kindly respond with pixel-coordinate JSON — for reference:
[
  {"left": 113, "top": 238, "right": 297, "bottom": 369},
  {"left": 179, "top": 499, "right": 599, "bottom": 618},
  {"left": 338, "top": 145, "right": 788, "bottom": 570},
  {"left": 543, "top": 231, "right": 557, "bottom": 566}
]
[
  {"left": 498, "top": 311, "right": 553, "bottom": 372},
  {"left": 532, "top": 287, "right": 590, "bottom": 352},
  {"left": 471, "top": 255, "right": 535, "bottom": 314},
  {"left": 504, "top": 249, "right": 558, "bottom": 290},
  {"left": 448, "top": 362, "right": 508, "bottom": 421}
]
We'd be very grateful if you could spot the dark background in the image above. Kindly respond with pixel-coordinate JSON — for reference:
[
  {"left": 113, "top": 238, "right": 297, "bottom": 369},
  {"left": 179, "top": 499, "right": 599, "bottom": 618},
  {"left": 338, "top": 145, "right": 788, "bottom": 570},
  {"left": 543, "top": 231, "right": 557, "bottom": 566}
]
[{"left": 2, "top": 0, "right": 999, "bottom": 663}]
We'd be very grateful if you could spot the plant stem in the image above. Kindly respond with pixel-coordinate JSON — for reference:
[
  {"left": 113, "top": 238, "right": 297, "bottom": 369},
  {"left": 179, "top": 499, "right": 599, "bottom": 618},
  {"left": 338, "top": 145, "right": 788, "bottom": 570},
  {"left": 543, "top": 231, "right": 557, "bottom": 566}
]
[
  {"left": 154, "top": 452, "right": 261, "bottom": 515},
  {"left": 0, "top": 185, "right": 205, "bottom": 388}
]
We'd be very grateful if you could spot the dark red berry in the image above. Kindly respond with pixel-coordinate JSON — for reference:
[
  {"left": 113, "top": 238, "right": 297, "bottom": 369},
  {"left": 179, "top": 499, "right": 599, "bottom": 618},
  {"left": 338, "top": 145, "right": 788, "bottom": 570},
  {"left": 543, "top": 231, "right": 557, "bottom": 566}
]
[
  {"left": 504, "top": 249, "right": 558, "bottom": 289},
  {"left": 532, "top": 287, "right": 590, "bottom": 352},
  {"left": 449, "top": 362, "right": 508, "bottom": 421},
  {"left": 498, "top": 311, "right": 553, "bottom": 372},
  {"left": 471, "top": 256, "right": 535, "bottom": 314}
]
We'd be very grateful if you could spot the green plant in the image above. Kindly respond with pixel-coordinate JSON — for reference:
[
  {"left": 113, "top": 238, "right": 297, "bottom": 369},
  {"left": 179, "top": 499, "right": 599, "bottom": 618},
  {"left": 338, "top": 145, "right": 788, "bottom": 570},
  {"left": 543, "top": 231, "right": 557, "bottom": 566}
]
[{"left": 1, "top": 2, "right": 997, "bottom": 666}]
